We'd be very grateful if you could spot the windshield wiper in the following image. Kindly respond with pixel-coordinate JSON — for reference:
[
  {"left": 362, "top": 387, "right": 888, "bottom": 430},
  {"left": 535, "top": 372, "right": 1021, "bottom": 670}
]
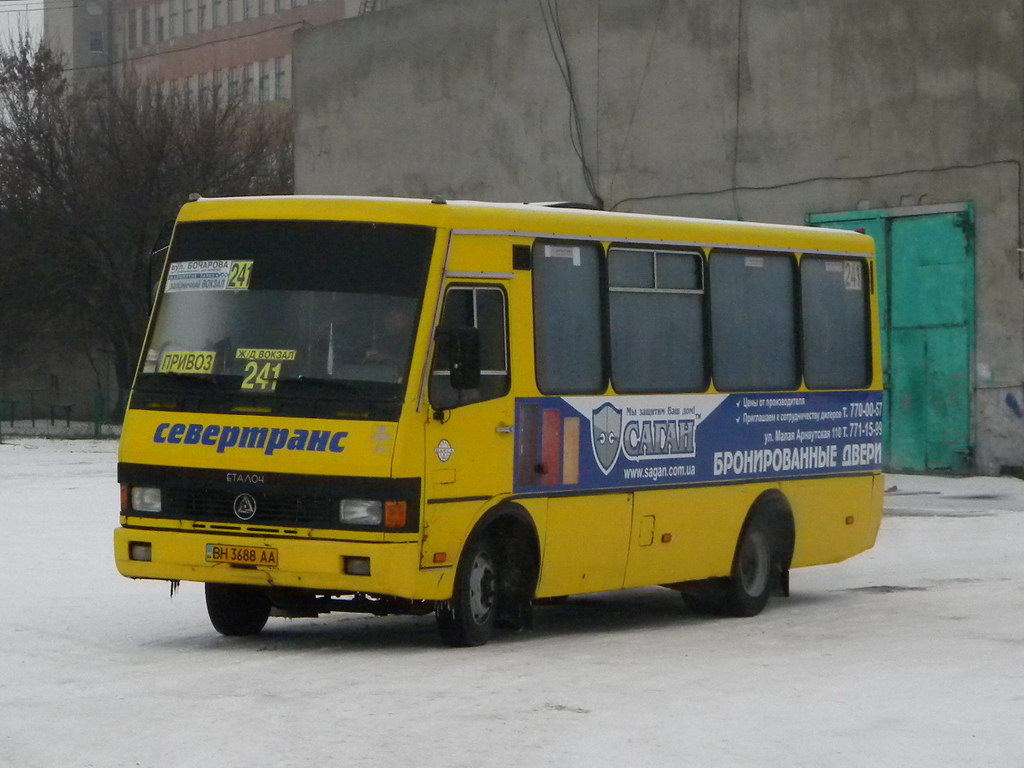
[
  {"left": 138, "top": 372, "right": 246, "bottom": 392},
  {"left": 139, "top": 371, "right": 215, "bottom": 388},
  {"left": 278, "top": 376, "right": 398, "bottom": 398}
]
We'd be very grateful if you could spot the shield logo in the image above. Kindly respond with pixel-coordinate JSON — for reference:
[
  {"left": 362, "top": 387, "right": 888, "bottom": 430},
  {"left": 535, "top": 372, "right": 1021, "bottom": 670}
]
[{"left": 591, "top": 402, "right": 623, "bottom": 475}]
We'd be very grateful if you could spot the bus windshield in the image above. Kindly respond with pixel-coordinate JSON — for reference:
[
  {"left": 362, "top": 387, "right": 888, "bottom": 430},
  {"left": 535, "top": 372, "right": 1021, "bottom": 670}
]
[{"left": 136, "top": 219, "right": 435, "bottom": 416}]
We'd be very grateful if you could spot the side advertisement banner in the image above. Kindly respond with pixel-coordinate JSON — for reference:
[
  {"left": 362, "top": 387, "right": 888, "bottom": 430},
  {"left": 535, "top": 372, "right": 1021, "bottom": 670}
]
[{"left": 513, "top": 391, "right": 883, "bottom": 493}]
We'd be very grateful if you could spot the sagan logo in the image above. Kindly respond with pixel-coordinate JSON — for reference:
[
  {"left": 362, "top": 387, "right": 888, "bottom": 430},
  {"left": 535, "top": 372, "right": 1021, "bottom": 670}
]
[
  {"left": 591, "top": 402, "right": 697, "bottom": 475},
  {"left": 591, "top": 403, "right": 623, "bottom": 475}
]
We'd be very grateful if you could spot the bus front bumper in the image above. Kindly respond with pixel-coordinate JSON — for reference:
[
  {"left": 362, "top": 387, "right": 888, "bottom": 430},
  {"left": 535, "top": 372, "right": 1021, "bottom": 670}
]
[{"left": 114, "top": 527, "right": 453, "bottom": 600}]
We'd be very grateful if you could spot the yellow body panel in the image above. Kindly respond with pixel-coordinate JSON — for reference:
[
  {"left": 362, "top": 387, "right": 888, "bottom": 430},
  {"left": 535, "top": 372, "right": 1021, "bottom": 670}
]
[
  {"left": 119, "top": 408, "right": 398, "bottom": 476},
  {"left": 118, "top": 195, "right": 883, "bottom": 609},
  {"left": 114, "top": 527, "right": 453, "bottom": 599},
  {"left": 625, "top": 483, "right": 769, "bottom": 588},
  {"left": 538, "top": 494, "right": 633, "bottom": 596},
  {"left": 787, "top": 474, "right": 884, "bottom": 568},
  {"left": 173, "top": 196, "right": 875, "bottom": 260}
]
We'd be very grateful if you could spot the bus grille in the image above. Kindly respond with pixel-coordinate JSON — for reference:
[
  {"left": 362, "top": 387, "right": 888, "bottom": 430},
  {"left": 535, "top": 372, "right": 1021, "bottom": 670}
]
[{"left": 163, "top": 487, "right": 335, "bottom": 529}]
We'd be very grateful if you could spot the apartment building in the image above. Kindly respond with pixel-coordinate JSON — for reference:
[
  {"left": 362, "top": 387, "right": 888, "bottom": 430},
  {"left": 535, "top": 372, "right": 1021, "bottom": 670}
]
[{"left": 43, "top": 0, "right": 411, "bottom": 100}]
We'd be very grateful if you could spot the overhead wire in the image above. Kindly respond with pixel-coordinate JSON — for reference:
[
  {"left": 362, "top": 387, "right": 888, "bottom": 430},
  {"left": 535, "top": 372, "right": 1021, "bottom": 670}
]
[
  {"left": 730, "top": 0, "right": 744, "bottom": 220},
  {"left": 607, "top": 0, "right": 663, "bottom": 205},
  {"left": 538, "top": 0, "right": 604, "bottom": 208}
]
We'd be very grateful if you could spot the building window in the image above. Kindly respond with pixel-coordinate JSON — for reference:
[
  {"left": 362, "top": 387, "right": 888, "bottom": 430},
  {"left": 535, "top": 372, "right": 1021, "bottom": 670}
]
[
  {"left": 227, "top": 0, "right": 236, "bottom": 24},
  {"left": 141, "top": 13, "right": 151, "bottom": 45},
  {"left": 183, "top": 2, "right": 193, "bottom": 33},
  {"left": 198, "top": 1, "right": 207, "bottom": 29},
  {"left": 213, "top": 0, "right": 222, "bottom": 26},
  {"left": 212, "top": 70, "right": 223, "bottom": 104},
  {"left": 89, "top": 29, "right": 104, "bottom": 52},
  {"left": 273, "top": 57, "right": 285, "bottom": 100},
  {"left": 156, "top": 15, "right": 165, "bottom": 42},
  {"left": 128, "top": 14, "right": 137, "bottom": 48},
  {"left": 258, "top": 0, "right": 268, "bottom": 16},
  {"left": 258, "top": 60, "right": 269, "bottom": 102},
  {"left": 243, "top": 64, "right": 254, "bottom": 103},
  {"left": 243, "top": 0, "right": 253, "bottom": 19},
  {"left": 170, "top": 6, "right": 179, "bottom": 37},
  {"left": 228, "top": 67, "right": 240, "bottom": 102}
]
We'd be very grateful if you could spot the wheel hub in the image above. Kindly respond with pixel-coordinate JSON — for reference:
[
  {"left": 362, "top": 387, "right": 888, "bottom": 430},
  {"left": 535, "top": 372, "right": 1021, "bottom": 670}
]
[
  {"left": 739, "top": 531, "right": 770, "bottom": 596},
  {"left": 467, "top": 550, "right": 496, "bottom": 624}
]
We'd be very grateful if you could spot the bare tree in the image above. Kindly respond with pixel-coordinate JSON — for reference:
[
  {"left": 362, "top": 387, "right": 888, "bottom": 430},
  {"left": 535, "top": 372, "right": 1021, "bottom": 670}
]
[{"left": 0, "top": 32, "right": 293, "bottom": 393}]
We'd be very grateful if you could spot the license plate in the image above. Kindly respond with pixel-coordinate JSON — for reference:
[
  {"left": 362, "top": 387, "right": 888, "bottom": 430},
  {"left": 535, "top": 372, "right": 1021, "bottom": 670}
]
[{"left": 205, "top": 543, "right": 279, "bottom": 567}]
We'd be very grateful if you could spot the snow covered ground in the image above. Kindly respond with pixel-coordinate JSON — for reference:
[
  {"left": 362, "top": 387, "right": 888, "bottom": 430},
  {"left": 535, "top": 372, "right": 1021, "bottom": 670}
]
[{"left": 1, "top": 438, "right": 1022, "bottom": 767}]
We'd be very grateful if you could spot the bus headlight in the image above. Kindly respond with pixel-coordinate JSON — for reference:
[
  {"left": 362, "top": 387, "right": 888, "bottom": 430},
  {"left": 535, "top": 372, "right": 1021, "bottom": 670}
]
[
  {"left": 130, "top": 486, "right": 162, "bottom": 513},
  {"left": 339, "top": 499, "right": 383, "bottom": 526}
]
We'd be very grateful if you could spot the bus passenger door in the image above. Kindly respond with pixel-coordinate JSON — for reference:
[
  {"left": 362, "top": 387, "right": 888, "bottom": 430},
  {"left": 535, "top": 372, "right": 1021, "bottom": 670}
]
[{"left": 422, "top": 283, "right": 514, "bottom": 562}]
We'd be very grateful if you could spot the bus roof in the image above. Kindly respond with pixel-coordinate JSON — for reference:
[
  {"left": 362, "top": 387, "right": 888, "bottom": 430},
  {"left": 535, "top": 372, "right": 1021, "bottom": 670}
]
[{"left": 176, "top": 195, "right": 875, "bottom": 256}]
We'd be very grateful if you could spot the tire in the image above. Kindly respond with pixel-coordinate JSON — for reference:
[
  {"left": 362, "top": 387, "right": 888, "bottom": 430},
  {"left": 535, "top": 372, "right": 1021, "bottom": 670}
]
[
  {"left": 436, "top": 535, "right": 499, "bottom": 647},
  {"left": 727, "top": 515, "right": 775, "bottom": 616},
  {"left": 205, "top": 583, "right": 271, "bottom": 636},
  {"left": 681, "top": 514, "right": 776, "bottom": 618}
]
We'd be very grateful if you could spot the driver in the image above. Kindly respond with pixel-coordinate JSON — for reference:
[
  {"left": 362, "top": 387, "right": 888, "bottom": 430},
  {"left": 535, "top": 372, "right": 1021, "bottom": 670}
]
[{"left": 364, "top": 305, "right": 415, "bottom": 365}]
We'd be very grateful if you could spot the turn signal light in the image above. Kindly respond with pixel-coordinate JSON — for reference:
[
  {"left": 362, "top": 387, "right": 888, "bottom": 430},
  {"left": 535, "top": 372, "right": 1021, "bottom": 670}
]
[
  {"left": 384, "top": 501, "right": 408, "bottom": 529},
  {"left": 129, "top": 541, "right": 152, "bottom": 562}
]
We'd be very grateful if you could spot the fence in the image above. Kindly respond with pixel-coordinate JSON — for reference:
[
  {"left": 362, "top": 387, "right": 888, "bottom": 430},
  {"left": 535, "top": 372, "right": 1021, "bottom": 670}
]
[{"left": 0, "top": 388, "right": 127, "bottom": 440}]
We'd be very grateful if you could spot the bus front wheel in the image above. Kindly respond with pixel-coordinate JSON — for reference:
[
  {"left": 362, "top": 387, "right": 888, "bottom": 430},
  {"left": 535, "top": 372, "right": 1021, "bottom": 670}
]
[
  {"left": 436, "top": 535, "right": 498, "bottom": 647},
  {"left": 681, "top": 514, "right": 776, "bottom": 618},
  {"left": 205, "top": 583, "right": 271, "bottom": 636}
]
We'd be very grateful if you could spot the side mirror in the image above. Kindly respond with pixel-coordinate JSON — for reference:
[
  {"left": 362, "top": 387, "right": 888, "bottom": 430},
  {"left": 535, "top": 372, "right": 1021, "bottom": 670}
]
[{"left": 448, "top": 326, "right": 481, "bottom": 390}]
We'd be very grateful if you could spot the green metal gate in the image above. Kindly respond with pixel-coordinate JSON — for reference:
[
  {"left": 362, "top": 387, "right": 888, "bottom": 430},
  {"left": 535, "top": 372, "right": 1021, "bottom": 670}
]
[{"left": 809, "top": 205, "right": 975, "bottom": 473}]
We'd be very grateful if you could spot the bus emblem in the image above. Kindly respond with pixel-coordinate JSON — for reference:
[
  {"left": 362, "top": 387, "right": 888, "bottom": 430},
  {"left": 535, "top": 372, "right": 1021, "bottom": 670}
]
[
  {"left": 434, "top": 439, "right": 455, "bottom": 462},
  {"left": 591, "top": 403, "right": 623, "bottom": 475},
  {"left": 233, "top": 493, "right": 257, "bottom": 521}
]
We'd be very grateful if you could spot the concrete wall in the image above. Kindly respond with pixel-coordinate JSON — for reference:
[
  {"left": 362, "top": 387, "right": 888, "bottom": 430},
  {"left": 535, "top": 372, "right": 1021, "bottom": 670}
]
[{"left": 294, "top": 0, "right": 1024, "bottom": 474}]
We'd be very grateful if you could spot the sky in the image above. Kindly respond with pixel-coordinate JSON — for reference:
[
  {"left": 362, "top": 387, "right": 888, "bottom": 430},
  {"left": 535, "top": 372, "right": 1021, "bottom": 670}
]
[{"left": 0, "top": 0, "right": 43, "bottom": 40}]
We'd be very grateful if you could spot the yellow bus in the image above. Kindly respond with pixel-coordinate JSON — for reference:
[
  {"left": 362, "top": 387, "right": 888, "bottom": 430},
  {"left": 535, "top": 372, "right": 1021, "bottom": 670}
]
[{"left": 115, "top": 195, "right": 883, "bottom": 646}]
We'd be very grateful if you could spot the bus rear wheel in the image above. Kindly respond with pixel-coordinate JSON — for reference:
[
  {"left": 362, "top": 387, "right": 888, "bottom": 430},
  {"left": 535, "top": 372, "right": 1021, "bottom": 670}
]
[
  {"left": 205, "top": 583, "right": 271, "bottom": 636},
  {"left": 436, "top": 536, "right": 498, "bottom": 647},
  {"left": 681, "top": 514, "right": 776, "bottom": 618}
]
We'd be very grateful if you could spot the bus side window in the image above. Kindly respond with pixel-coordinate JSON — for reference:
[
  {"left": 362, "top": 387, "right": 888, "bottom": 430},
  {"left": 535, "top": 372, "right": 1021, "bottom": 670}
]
[
  {"left": 533, "top": 241, "right": 605, "bottom": 394},
  {"left": 709, "top": 251, "right": 799, "bottom": 391},
  {"left": 800, "top": 257, "right": 871, "bottom": 388},
  {"left": 608, "top": 248, "right": 706, "bottom": 393},
  {"left": 429, "top": 286, "right": 510, "bottom": 410}
]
